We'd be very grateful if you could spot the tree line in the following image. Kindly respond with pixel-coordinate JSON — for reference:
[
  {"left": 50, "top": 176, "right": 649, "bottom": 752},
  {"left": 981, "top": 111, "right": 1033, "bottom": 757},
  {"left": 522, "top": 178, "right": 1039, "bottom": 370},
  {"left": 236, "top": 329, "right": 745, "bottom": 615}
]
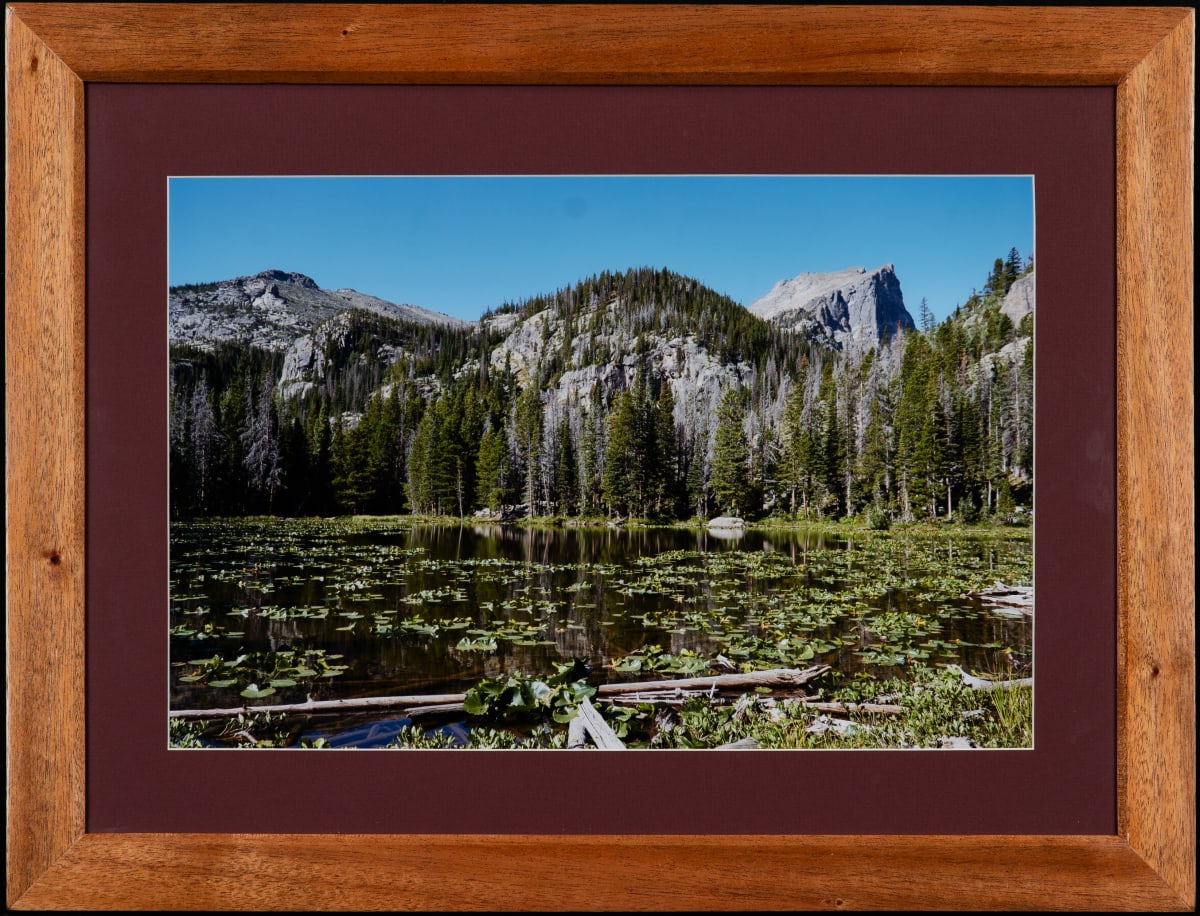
[{"left": 170, "top": 256, "right": 1033, "bottom": 524}]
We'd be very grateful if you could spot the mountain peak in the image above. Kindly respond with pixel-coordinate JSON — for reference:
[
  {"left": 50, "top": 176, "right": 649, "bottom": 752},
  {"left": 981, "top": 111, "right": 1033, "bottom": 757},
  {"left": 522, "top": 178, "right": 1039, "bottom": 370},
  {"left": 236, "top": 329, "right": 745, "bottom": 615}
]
[
  {"left": 749, "top": 264, "right": 913, "bottom": 348},
  {"left": 169, "top": 270, "right": 469, "bottom": 353},
  {"left": 253, "top": 269, "right": 319, "bottom": 289}
]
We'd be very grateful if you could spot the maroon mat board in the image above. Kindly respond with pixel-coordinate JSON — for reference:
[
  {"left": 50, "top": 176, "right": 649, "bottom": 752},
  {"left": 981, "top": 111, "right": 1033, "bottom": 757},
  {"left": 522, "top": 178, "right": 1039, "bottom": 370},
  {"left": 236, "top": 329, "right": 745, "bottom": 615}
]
[{"left": 87, "top": 85, "right": 1115, "bottom": 835}]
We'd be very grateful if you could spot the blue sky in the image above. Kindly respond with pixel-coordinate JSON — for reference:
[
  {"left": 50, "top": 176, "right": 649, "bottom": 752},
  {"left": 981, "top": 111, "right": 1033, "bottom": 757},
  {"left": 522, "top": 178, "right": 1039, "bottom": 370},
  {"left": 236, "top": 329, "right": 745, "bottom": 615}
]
[{"left": 169, "top": 175, "right": 1033, "bottom": 324}]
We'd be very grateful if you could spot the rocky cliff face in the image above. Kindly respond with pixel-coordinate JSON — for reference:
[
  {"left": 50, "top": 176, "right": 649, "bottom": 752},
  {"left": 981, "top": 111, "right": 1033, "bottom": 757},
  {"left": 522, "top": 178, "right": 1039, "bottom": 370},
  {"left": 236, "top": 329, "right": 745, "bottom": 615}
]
[
  {"left": 277, "top": 310, "right": 413, "bottom": 401},
  {"left": 486, "top": 302, "right": 752, "bottom": 435},
  {"left": 1000, "top": 270, "right": 1035, "bottom": 326},
  {"left": 749, "top": 264, "right": 915, "bottom": 349},
  {"left": 169, "top": 269, "right": 468, "bottom": 352}
]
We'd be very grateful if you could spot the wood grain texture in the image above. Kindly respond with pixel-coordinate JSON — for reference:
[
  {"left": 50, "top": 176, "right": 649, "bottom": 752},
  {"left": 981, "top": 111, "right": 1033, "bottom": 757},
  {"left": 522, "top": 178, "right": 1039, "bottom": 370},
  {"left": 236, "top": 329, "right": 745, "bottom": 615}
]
[
  {"left": 4, "top": 3, "right": 1194, "bottom": 85},
  {"left": 4, "top": 3, "right": 1194, "bottom": 911},
  {"left": 4, "top": 8, "right": 87, "bottom": 908},
  {"left": 1115, "top": 9, "right": 1196, "bottom": 907},
  {"left": 13, "top": 834, "right": 1192, "bottom": 912}
]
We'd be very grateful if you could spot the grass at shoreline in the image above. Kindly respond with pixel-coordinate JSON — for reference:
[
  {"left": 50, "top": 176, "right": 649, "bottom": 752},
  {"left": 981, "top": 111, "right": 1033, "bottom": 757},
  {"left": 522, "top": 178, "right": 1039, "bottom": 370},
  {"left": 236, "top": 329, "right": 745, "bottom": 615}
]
[
  {"left": 516, "top": 515, "right": 1031, "bottom": 539},
  {"left": 170, "top": 661, "right": 1033, "bottom": 750},
  {"left": 212, "top": 511, "right": 1031, "bottom": 539}
]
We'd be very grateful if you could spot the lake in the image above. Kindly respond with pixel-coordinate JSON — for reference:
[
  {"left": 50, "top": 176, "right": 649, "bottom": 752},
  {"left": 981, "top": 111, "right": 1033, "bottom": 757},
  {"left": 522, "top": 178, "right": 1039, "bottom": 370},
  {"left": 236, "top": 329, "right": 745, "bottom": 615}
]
[{"left": 169, "top": 517, "right": 1032, "bottom": 746}]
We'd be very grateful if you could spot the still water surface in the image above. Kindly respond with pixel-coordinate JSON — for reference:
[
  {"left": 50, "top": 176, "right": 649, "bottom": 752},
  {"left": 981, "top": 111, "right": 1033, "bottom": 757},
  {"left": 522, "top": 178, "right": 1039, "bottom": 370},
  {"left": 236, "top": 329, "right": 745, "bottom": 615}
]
[{"left": 169, "top": 518, "right": 1032, "bottom": 744}]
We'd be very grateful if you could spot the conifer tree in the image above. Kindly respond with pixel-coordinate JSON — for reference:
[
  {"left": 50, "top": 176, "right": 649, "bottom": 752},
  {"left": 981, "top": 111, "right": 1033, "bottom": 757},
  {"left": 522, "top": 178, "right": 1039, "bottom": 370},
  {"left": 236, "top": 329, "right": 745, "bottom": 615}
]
[
  {"left": 187, "top": 375, "right": 222, "bottom": 514},
  {"left": 578, "top": 385, "right": 605, "bottom": 516},
  {"left": 654, "top": 380, "right": 681, "bottom": 517},
  {"left": 512, "top": 384, "right": 543, "bottom": 515},
  {"left": 602, "top": 389, "right": 638, "bottom": 517},
  {"left": 475, "top": 425, "right": 510, "bottom": 511},
  {"left": 241, "top": 373, "right": 285, "bottom": 512},
  {"left": 711, "top": 387, "right": 751, "bottom": 517},
  {"left": 308, "top": 404, "right": 335, "bottom": 515},
  {"left": 553, "top": 415, "right": 578, "bottom": 516}
]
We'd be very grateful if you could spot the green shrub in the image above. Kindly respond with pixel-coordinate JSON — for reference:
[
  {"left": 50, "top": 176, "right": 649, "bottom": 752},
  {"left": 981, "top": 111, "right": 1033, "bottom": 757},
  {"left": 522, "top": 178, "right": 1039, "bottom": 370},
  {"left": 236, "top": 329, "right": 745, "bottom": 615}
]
[{"left": 865, "top": 504, "right": 890, "bottom": 530}]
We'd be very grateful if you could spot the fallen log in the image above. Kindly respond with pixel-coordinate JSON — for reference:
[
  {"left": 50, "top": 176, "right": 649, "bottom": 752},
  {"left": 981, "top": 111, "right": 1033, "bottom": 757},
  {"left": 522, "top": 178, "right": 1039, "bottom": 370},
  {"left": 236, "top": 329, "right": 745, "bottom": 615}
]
[
  {"left": 567, "top": 715, "right": 588, "bottom": 748},
  {"left": 574, "top": 696, "right": 627, "bottom": 749},
  {"left": 968, "top": 581, "right": 1034, "bottom": 616},
  {"left": 170, "top": 692, "right": 468, "bottom": 720},
  {"left": 169, "top": 665, "right": 832, "bottom": 720},
  {"left": 405, "top": 703, "right": 469, "bottom": 718},
  {"left": 716, "top": 737, "right": 760, "bottom": 750},
  {"left": 597, "top": 665, "right": 830, "bottom": 696},
  {"left": 796, "top": 699, "right": 906, "bottom": 717},
  {"left": 945, "top": 664, "right": 1033, "bottom": 691},
  {"left": 603, "top": 693, "right": 905, "bottom": 718}
]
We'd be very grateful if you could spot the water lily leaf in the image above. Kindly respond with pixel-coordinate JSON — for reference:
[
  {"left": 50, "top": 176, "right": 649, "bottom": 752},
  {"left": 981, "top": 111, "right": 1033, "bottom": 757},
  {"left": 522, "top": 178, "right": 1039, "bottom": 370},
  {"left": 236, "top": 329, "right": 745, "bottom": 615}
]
[
  {"left": 269, "top": 678, "right": 297, "bottom": 688},
  {"left": 208, "top": 679, "right": 237, "bottom": 688},
  {"left": 463, "top": 692, "right": 489, "bottom": 716},
  {"left": 239, "top": 686, "right": 276, "bottom": 699}
]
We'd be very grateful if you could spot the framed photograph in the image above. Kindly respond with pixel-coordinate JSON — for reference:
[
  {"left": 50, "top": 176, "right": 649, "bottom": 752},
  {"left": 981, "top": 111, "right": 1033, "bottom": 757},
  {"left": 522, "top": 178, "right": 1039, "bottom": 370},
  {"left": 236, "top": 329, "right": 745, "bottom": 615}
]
[{"left": 7, "top": 4, "right": 1193, "bottom": 910}]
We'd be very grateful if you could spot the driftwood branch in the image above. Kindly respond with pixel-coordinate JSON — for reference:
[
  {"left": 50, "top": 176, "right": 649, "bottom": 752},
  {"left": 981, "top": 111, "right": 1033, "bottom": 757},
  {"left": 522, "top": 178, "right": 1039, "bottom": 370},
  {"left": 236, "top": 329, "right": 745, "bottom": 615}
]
[
  {"left": 566, "top": 715, "right": 588, "bottom": 749},
  {"left": 945, "top": 664, "right": 1033, "bottom": 691},
  {"left": 599, "top": 665, "right": 829, "bottom": 695},
  {"left": 170, "top": 692, "right": 469, "bottom": 720},
  {"left": 798, "top": 699, "right": 906, "bottom": 716},
  {"left": 574, "top": 696, "right": 626, "bottom": 749},
  {"left": 968, "top": 581, "right": 1034, "bottom": 617},
  {"left": 169, "top": 665, "right": 832, "bottom": 720}
]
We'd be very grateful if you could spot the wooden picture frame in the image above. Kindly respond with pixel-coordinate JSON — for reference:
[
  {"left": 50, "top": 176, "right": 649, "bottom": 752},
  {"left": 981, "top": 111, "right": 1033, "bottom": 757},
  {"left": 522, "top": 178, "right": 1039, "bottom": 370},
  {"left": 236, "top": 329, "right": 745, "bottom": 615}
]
[{"left": 6, "top": 4, "right": 1193, "bottom": 910}]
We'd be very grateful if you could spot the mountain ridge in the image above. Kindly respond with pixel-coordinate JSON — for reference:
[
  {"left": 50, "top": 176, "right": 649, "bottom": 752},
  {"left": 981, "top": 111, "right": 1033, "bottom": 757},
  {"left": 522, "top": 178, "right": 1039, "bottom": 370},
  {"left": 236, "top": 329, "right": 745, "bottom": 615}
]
[
  {"left": 168, "top": 269, "right": 470, "bottom": 353},
  {"left": 171, "top": 262, "right": 915, "bottom": 356}
]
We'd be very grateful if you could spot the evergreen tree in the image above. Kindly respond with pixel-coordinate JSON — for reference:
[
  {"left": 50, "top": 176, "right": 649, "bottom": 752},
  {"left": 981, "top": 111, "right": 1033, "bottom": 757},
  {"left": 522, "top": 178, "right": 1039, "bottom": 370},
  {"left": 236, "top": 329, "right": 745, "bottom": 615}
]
[
  {"left": 578, "top": 386, "right": 605, "bottom": 516},
  {"left": 654, "top": 380, "right": 681, "bottom": 517},
  {"left": 308, "top": 404, "right": 335, "bottom": 515},
  {"left": 552, "top": 415, "right": 578, "bottom": 516},
  {"left": 475, "top": 425, "right": 510, "bottom": 510},
  {"left": 217, "top": 362, "right": 250, "bottom": 513},
  {"left": 779, "top": 365, "right": 808, "bottom": 515},
  {"left": 241, "top": 373, "right": 284, "bottom": 512},
  {"left": 512, "top": 384, "right": 543, "bottom": 515},
  {"left": 919, "top": 297, "right": 935, "bottom": 334},
  {"left": 602, "top": 389, "right": 638, "bottom": 517},
  {"left": 278, "top": 414, "right": 310, "bottom": 515},
  {"left": 710, "top": 387, "right": 751, "bottom": 517},
  {"left": 187, "top": 375, "right": 222, "bottom": 514},
  {"left": 333, "top": 414, "right": 373, "bottom": 514},
  {"left": 1003, "top": 247, "right": 1023, "bottom": 292},
  {"left": 684, "top": 417, "right": 711, "bottom": 519}
]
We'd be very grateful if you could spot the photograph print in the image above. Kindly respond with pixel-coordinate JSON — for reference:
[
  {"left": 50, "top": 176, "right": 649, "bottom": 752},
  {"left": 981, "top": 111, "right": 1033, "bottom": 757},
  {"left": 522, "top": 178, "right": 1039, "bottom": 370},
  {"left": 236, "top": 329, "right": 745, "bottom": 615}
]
[{"left": 168, "top": 175, "right": 1035, "bottom": 750}]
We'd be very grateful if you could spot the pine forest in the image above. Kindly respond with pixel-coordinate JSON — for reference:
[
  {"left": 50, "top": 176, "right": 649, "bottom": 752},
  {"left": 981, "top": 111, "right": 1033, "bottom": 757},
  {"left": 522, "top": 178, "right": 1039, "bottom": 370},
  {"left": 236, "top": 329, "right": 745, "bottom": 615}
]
[{"left": 169, "top": 255, "right": 1033, "bottom": 529}]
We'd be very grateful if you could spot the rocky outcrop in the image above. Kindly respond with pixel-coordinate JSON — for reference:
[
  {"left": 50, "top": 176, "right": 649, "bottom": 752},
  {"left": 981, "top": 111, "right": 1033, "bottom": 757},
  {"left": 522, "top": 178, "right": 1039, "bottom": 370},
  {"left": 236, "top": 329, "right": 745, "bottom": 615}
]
[
  {"left": 749, "top": 264, "right": 915, "bottom": 349},
  {"left": 486, "top": 302, "right": 752, "bottom": 436},
  {"left": 1000, "top": 270, "right": 1035, "bottom": 326},
  {"left": 276, "top": 309, "right": 428, "bottom": 401},
  {"left": 169, "top": 269, "right": 469, "bottom": 352}
]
